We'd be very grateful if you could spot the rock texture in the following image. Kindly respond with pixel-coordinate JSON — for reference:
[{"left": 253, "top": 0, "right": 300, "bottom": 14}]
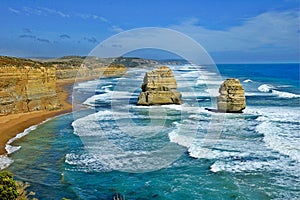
[
  {"left": 217, "top": 78, "right": 246, "bottom": 113},
  {"left": 137, "top": 66, "right": 182, "bottom": 105},
  {"left": 44, "top": 56, "right": 126, "bottom": 79},
  {"left": 0, "top": 56, "right": 128, "bottom": 116},
  {"left": 102, "top": 63, "right": 126, "bottom": 77},
  {"left": 0, "top": 57, "right": 60, "bottom": 115}
]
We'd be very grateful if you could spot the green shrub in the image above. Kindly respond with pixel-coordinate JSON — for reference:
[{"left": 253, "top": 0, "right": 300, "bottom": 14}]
[{"left": 0, "top": 171, "right": 19, "bottom": 200}]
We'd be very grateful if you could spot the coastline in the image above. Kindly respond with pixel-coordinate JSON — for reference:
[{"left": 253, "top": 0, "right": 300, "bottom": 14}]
[{"left": 0, "top": 77, "right": 93, "bottom": 155}]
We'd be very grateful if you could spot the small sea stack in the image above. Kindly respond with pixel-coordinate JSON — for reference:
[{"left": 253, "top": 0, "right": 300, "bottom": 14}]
[
  {"left": 137, "top": 66, "right": 182, "bottom": 105},
  {"left": 217, "top": 78, "right": 246, "bottom": 113}
]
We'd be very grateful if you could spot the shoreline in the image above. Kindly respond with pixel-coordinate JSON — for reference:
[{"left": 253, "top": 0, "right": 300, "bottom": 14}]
[{"left": 0, "top": 76, "right": 97, "bottom": 156}]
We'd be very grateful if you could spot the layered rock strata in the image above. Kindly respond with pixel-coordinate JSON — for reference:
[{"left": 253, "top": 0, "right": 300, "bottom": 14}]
[
  {"left": 0, "top": 56, "right": 127, "bottom": 116},
  {"left": 102, "top": 63, "right": 126, "bottom": 77},
  {"left": 137, "top": 66, "right": 182, "bottom": 105},
  {"left": 217, "top": 78, "right": 246, "bottom": 113},
  {"left": 0, "top": 57, "right": 59, "bottom": 115}
]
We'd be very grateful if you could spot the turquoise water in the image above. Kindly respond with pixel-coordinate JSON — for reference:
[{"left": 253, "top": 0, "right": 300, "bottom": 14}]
[{"left": 6, "top": 63, "right": 300, "bottom": 199}]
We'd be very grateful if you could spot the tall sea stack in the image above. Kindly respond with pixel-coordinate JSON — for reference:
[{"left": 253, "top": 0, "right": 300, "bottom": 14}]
[
  {"left": 137, "top": 66, "right": 182, "bottom": 105},
  {"left": 217, "top": 78, "right": 246, "bottom": 113}
]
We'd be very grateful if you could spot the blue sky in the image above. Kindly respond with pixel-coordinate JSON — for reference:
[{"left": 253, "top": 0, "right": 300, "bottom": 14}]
[{"left": 0, "top": 0, "right": 299, "bottom": 62}]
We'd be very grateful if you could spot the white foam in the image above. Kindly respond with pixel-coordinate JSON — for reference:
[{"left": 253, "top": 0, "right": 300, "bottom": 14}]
[
  {"left": 5, "top": 145, "right": 21, "bottom": 155},
  {"left": 248, "top": 106, "right": 300, "bottom": 123},
  {"left": 101, "top": 84, "right": 113, "bottom": 92},
  {"left": 210, "top": 160, "right": 280, "bottom": 173},
  {"left": 161, "top": 104, "right": 183, "bottom": 111},
  {"left": 169, "top": 105, "right": 300, "bottom": 167},
  {"left": 7, "top": 125, "right": 38, "bottom": 145},
  {"left": 0, "top": 155, "right": 13, "bottom": 170},
  {"left": 181, "top": 89, "right": 218, "bottom": 98},
  {"left": 65, "top": 148, "right": 181, "bottom": 173},
  {"left": 72, "top": 110, "right": 114, "bottom": 136},
  {"left": 179, "top": 71, "right": 200, "bottom": 78},
  {"left": 271, "top": 90, "right": 300, "bottom": 98},
  {"left": 244, "top": 92, "right": 274, "bottom": 97},
  {"left": 72, "top": 109, "right": 173, "bottom": 137},
  {"left": 248, "top": 106, "right": 300, "bottom": 162},
  {"left": 256, "top": 121, "right": 300, "bottom": 162},
  {"left": 258, "top": 84, "right": 274, "bottom": 92},
  {"left": 176, "top": 64, "right": 200, "bottom": 71},
  {"left": 168, "top": 130, "right": 194, "bottom": 147},
  {"left": 189, "top": 145, "right": 250, "bottom": 159},
  {"left": 74, "top": 79, "right": 101, "bottom": 90},
  {"left": 243, "top": 79, "right": 253, "bottom": 83},
  {"left": 83, "top": 93, "right": 112, "bottom": 106},
  {"left": 83, "top": 90, "right": 132, "bottom": 106},
  {"left": 204, "top": 88, "right": 219, "bottom": 97},
  {"left": 196, "top": 79, "right": 222, "bottom": 86},
  {"left": 257, "top": 84, "right": 299, "bottom": 98}
]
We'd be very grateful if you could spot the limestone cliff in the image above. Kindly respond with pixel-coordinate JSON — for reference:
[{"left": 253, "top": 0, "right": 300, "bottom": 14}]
[
  {"left": 0, "top": 56, "right": 60, "bottom": 115},
  {"left": 137, "top": 66, "right": 182, "bottom": 105},
  {"left": 0, "top": 56, "right": 130, "bottom": 116},
  {"left": 217, "top": 78, "right": 246, "bottom": 113}
]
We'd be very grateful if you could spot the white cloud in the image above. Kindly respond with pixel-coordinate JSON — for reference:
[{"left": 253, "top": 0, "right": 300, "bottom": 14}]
[
  {"left": 77, "top": 13, "right": 108, "bottom": 23},
  {"left": 39, "top": 7, "right": 70, "bottom": 18},
  {"left": 8, "top": 6, "right": 123, "bottom": 36},
  {"left": 110, "top": 25, "right": 124, "bottom": 33},
  {"left": 20, "top": 7, "right": 70, "bottom": 18},
  {"left": 8, "top": 7, "right": 20, "bottom": 14},
  {"left": 169, "top": 10, "right": 299, "bottom": 53}
]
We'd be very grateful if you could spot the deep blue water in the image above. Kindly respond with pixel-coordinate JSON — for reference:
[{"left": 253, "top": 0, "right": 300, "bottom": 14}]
[
  {"left": 5, "top": 63, "right": 300, "bottom": 199},
  {"left": 217, "top": 63, "right": 300, "bottom": 92}
]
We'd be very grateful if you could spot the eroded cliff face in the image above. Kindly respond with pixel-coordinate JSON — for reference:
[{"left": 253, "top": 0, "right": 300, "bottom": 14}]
[
  {"left": 0, "top": 56, "right": 128, "bottom": 116},
  {"left": 102, "top": 63, "right": 126, "bottom": 77},
  {"left": 0, "top": 57, "right": 60, "bottom": 115}
]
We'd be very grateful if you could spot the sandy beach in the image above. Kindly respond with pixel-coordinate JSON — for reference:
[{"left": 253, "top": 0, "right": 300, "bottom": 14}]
[{"left": 0, "top": 79, "right": 75, "bottom": 155}]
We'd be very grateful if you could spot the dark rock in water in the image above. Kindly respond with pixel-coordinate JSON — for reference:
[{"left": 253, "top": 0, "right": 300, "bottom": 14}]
[
  {"left": 205, "top": 108, "right": 220, "bottom": 113},
  {"left": 113, "top": 193, "right": 125, "bottom": 200},
  {"left": 137, "top": 66, "right": 182, "bottom": 105},
  {"left": 217, "top": 78, "right": 246, "bottom": 113}
]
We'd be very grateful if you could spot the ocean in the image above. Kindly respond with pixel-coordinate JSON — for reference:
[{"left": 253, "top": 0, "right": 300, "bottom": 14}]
[{"left": 3, "top": 63, "right": 300, "bottom": 199}]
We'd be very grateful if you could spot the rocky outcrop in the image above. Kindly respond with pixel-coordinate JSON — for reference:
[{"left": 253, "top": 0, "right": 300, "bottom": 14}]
[
  {"left": 217, "top": 78, "right": 246, "bottom": 113},
  {"left": 0, "top": 56, "right": 60, "bottom": 115},
  {"left": 137, "top": 66, "right": 182, "bottom": 105},
  {"left": 102, "top": 63, "right": 126, "bottom": 77}
]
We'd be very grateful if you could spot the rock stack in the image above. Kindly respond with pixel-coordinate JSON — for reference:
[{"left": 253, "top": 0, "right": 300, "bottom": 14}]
[
  {"left": 137, "top": 66, "right": 182, "bottom": 105},
  {"left": 217, "top": 78, "right": 246, "bottom": 113}
]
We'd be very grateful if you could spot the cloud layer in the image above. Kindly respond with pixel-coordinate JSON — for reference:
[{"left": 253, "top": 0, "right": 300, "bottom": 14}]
[
  {"left": 8, "top": 6, "right": 123, "bottom": 33},
  {"left": 170, "top": 10, "right": 299, "bottom": 54}
]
